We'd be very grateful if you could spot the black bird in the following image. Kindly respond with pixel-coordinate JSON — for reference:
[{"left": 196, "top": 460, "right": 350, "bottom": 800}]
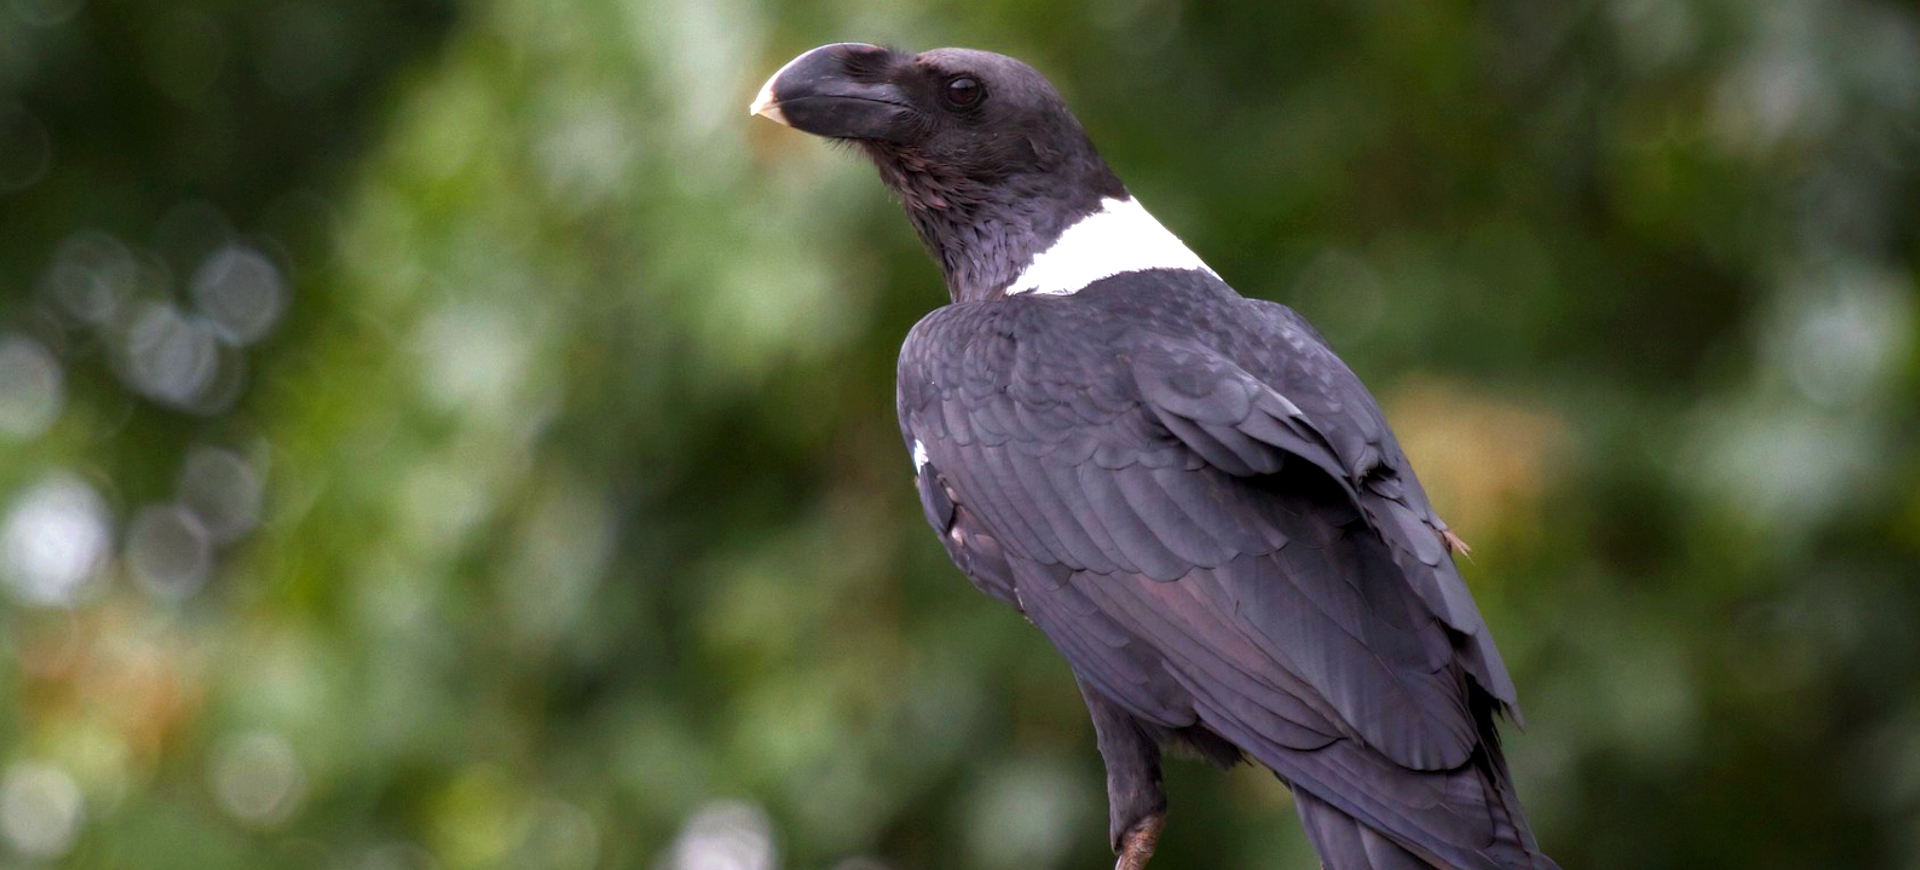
[{"left": 751, "top": 44, "right": 1559, "bottom": 870}]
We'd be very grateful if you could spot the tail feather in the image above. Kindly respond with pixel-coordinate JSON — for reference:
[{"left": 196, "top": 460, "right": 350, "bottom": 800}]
[
  {"left": 1295, "top": 790, "right": 1432, "bottom": 870},
  {"left": 1195, "top": 693, "right": 1558, "bottom": 870},
  {"left": 1293, "top": 783, "right": 1561, "bottom": 870}
]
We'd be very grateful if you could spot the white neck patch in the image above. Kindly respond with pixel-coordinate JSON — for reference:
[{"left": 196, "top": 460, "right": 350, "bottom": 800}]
[{"left": 1004, "top": 196, "right": 1216, "bottom": 296}]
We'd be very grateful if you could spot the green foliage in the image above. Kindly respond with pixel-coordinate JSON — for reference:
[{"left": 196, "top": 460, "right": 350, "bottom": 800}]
[{"left": 2, "top": 0, "right": 1918, "bottom": 868}]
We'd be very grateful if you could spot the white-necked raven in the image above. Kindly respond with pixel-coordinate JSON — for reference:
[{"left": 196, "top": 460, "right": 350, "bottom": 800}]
[{"left": 752, "top": 43, "right": 1559, "bottom": 870}]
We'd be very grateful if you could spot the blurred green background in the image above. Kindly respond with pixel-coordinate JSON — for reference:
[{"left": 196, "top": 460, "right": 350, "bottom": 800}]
[{"left": 2, "top": 0, "right": 1918, "bottom": 867}]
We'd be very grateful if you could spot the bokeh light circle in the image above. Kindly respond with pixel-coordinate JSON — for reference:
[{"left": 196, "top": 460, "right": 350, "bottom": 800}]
[
  {"left": 0, "top": 473, "right": 111, "bottom": 607},
  {"left": 124, "top": 504, "right": 213, "bottom": 602},
  {"left": 0, "top": 762, "right": 84, "bottom": 859},
  {"left": 0, "top": 335, "right": 63, "bottom": 439}
]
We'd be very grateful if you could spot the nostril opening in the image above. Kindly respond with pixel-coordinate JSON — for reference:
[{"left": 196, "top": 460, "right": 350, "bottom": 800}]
[{"left": 836, "top": 43, "right": 897, "bottom": 77}]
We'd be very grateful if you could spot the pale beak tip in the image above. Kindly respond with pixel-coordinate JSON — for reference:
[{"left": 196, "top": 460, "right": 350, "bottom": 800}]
[
  {"left": 749, "top": 101, "right": 788, "bottom": 125},
  {"left": 749, "top": 76, "right": 788, "bottom": 125}
]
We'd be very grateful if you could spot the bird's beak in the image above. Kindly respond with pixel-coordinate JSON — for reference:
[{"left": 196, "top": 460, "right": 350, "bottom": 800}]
[{"left": 749, "top": 43, "right": 916, "bottom": 143}]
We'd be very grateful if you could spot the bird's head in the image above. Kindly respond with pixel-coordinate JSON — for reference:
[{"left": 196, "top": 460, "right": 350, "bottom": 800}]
[
  {"left": 752, "top": 44, "right": 1134, "bottom": 300},
  {"left": 750, "top": 43, "right": 1110, "bottom": 182}
]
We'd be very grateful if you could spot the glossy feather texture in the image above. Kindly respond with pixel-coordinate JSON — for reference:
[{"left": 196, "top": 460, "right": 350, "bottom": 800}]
[{"left": 899, "top": 269, "right": 1557, "bottom": 870}]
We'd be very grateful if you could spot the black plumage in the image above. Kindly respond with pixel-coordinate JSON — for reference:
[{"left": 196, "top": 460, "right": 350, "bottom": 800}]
[{"left": 753, "top": 43, "right": 1558, "bottom": 870}]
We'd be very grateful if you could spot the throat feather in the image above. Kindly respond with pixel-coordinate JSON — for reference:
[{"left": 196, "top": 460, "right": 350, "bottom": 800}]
[{"left": 862, "top": 145, "right": 1197, "bottom": 301}]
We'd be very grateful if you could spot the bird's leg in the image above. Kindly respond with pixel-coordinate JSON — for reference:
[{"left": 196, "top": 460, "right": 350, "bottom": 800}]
[
  {"left": 1077, "top": 679, "right": 1167, "bottom": 870},
  {"left": 1114, "top": 813, "right": 1164, "bottom": 870}
]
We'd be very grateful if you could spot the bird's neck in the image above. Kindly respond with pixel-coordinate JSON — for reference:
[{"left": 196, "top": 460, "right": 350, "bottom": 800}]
[
  {"left": 912, "top": 196, "right": 1059, "bottom": 303},
  {"left": 865, "top": 146, "right": 1130, "bottom": 303}
]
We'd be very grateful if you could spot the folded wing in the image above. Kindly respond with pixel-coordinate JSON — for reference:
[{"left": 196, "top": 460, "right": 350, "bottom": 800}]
[{"left": 899, "top": 293, "right": 1544, "bottom": 868}]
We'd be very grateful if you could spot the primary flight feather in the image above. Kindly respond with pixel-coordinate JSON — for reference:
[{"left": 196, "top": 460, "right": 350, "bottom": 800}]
[{"left": 752, "top": 43, "right": 1559, "bottom": 870}]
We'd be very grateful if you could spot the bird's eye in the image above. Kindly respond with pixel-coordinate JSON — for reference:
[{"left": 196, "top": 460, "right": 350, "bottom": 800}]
[{"left": 942, "top": 76, "right": 984, "bottom": 109}]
